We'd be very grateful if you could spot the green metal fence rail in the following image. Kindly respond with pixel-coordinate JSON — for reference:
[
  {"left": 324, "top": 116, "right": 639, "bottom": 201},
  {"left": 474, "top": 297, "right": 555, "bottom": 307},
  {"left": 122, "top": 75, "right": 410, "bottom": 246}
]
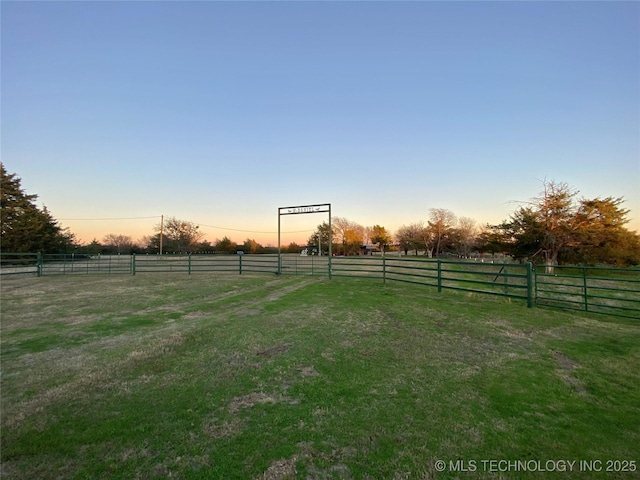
[
  {"left": 133, "top": 254, "right": 235, "bottom": 274},
  {"left": 2, "top": 252, "right": 638, "bottom": 318},
  {"left": 280, "top": 254, "right": 329, "bottom": 276},
  {"left": 41, "top": 254, "right": 134, "bottom": 275},
  {"left": 331, "top": 256, "right": 533, "bottom": 307},
  {"left": 416, "top": 259, "right": 529, "bottom": 302},
  {"left": 331, "top": 256, "right": 384, "bottom": 279},
  {"left": 535, "top": 265, "right": 640, "bottom": 319},
  {"left": 0, "top": 253, "right": 41, "bottom": 276}
]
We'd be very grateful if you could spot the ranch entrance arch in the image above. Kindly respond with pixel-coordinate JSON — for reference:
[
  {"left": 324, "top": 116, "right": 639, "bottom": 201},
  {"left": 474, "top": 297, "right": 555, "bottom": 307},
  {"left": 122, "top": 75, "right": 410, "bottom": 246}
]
[{"left": 278, "top": 203, "right": 331, "bottom": 277}]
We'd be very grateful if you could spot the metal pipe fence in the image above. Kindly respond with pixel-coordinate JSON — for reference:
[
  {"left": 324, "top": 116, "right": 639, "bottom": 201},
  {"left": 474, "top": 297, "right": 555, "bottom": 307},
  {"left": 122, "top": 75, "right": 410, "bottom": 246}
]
[
  {"left": 535, "top": 265, "right": 640, "bottom": 319},
  {"left": 2, "top": 253, "right": 638, "bottom": 318}
]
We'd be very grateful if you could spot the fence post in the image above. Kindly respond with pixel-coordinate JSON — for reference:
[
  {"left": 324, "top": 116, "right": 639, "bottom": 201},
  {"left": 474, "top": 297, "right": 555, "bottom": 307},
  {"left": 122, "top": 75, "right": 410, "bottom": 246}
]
[
  {"left": 239, "top": 254, "right": 243, "bottom": 275},
  {"left": 37, "top": 252, "right": 43, "bottom": 277},
  {"left": 526, "top": 262, "right": 533, "bottom": 308},
  {"left": 383, "top": 256, "right": 386, "bottom": 284},
  {"left": 582, "top": 266, "right": 588, "bottom": 312},
  {"left": 437, "top": 259, "right": 442, "bottom": 292},
  {"left": 188, "top": 253, "right": 192, "bottom": 275},
  {"left": 131, "top": 254, "right": 136, "bottom": 275}
]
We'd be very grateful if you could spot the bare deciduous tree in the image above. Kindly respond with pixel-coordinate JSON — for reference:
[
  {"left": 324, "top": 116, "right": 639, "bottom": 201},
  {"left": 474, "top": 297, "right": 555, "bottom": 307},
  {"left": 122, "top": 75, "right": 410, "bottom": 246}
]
[
  {"left": 103, "top": 233, "right": 134, "bottom": 254},
  {"left": 158, "top": 217, "right": 204, "bottom": 253},
  {"left": 456, "top": 217, "right": 477, "bottom": 258},
  {"left": 395, "top": 222, "right": 430, "bottom": 256},
  {"left": 332, "top": 217, "right": 363, "bottom": 255},
  {"left": 428, "top": 208, "right": 456, "bottom": 257},
  {"left": 530, "top": 180, "right": 578, "bottom": 272}
]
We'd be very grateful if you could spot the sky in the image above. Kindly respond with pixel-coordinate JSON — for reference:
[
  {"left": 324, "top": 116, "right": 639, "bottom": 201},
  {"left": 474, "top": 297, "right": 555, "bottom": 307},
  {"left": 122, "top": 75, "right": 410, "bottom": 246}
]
[{"left": 2, "top": 1, "right": 639, "bottom": 247}]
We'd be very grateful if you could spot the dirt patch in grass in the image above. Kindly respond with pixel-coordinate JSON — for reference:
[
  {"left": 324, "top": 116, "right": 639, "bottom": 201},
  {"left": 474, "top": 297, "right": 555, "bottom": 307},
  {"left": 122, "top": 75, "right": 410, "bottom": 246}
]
[
  {"left": 320, "top": 349, "right": 335, "bottom": 362},
  {"left": 265, "top": 279, "right": 315, "bottom": 302},
  {"left": 256, "top": 445, "right": 355, "bottom": 480},
  {"left": 489, "top": 318, "right": 534, "bottom": 340},
  {"left": 257, "top": 455, "right": 299, "bottom": 480},
  {"left": 374, "top": 309, "right": 404, "bottom": 329},
  {"left": 237, "top": 308, "right": 262, "bottom": 317},
  {"left": 552, "top": 350, "right": 587, "bottom": 395},
  {"left": 297, "top": 365, "right": 320, "bottom": 377},
  {"left": 228, "top": 391, "right": 300, "bottom": 414},
  {"left": 552, "top": 350, "right": 580, "bottom": 370},
  {"left": 182, "top": 311, "right": 210, "bottom": 320},
  {"left": 257, "top": 343, "right": 294, "bottom": 357}
]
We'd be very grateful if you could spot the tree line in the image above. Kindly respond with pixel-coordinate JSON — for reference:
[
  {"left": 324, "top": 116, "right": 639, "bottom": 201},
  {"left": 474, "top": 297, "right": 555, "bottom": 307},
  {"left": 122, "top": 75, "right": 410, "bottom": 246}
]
[
  {"left": 2, "top": 164, "right": 639, "bottom": 267},
  {"left": 79, "top": 228, "right": 292, "bottom": 256},
  {"left": 391, "top": 181, "right": 640, "bottom": 268}
]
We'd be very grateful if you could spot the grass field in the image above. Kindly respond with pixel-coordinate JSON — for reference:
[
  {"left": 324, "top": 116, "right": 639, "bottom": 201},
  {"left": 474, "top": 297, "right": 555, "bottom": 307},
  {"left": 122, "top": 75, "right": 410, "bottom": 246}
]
[{"left": 1, "top": 274, "right": 639, "bottom": 479}]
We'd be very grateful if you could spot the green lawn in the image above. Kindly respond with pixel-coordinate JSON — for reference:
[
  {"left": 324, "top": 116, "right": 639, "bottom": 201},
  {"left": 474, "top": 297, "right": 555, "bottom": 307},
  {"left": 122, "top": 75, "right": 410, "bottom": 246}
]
[{"left": 1, "top": 274, "right": 638, "bottom": 479}]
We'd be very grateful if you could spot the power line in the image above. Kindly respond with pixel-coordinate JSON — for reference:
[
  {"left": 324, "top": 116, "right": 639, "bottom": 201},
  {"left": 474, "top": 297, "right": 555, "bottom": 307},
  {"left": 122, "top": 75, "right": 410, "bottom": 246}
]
[
  {"left": 195, "top": 223, "right": 313, "bottom": 234},
  {"left": 57, "top": 215, "right": 313, "bottom": 235},
  {"left": 58, "top": 216, "right": 161, "bottom": 221}
]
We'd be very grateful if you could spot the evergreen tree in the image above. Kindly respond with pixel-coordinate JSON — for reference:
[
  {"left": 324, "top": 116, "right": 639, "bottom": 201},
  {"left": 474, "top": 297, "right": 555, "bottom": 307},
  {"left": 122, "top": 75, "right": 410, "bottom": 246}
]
[
  {"left": 1, "top": 163, "right": 75, "bottom": 253},
  {"left": 370, "top": 225, "right": 391, "bottom": 255},
  {"left": 308, "top": 222, "right": 332, "bottom": 255},
  {"left": 215, "top": 236, "right": 237, "bottom": 254},
  {"left": 565, "top": 197, "right": 640, "bottom": 266},
  {"left": 488, "top": 181, "right": 640, "bottom": 267},
  {"left": 242, "top": 238, "right": 263, "bottom": 254}
]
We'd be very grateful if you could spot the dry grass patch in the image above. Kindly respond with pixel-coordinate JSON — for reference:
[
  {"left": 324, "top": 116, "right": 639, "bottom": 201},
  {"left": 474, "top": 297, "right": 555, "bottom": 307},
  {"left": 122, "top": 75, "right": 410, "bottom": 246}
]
[
  {"left": 202, "top": 416, "right": 245, "bottom": 439},
  {"left": 551, "top": 350, "right": 587, "bottom": 395},
  {"left": 258, "top": 456, "right": 299, "bottom": 480}
]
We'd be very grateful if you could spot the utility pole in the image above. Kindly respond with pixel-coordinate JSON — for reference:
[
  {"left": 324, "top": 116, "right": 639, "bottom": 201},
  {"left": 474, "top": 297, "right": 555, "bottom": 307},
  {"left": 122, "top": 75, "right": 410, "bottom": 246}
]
[{"left": 159, "top": 214, "right": 164, "bottom": 255}]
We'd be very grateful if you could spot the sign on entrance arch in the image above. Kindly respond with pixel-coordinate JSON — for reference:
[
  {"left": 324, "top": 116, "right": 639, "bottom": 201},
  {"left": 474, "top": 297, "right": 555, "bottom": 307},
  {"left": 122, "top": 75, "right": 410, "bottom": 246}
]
[{"left": 278, "top": 203, "right": 331, "bottom": 277}]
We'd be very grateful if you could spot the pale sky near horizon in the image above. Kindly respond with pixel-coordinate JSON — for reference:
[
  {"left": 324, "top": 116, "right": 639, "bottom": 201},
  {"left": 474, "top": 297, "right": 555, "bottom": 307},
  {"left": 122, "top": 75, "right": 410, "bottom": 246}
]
[{"left": 2, "top": 1, "right": 639, "bottom": 246}]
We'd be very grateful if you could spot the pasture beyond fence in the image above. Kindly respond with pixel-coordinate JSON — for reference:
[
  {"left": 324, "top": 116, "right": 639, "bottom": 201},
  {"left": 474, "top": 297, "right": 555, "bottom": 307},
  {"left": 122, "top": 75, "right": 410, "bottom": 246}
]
[{"left": 1, "top": 253, "right": 638, "bottom": 319}]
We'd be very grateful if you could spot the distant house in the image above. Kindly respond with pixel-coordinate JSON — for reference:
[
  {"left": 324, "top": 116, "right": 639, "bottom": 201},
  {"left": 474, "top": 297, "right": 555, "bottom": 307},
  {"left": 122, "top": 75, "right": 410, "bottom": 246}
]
[{"left": 360, "top": 244, "right": 378, "bottom": 256}]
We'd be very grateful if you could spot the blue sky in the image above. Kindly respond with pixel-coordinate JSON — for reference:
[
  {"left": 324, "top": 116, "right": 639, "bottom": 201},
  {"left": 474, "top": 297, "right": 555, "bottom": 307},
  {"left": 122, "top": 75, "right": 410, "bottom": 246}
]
[{"left": 2, "top": 1, "right": 639, "bottom": 245}]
